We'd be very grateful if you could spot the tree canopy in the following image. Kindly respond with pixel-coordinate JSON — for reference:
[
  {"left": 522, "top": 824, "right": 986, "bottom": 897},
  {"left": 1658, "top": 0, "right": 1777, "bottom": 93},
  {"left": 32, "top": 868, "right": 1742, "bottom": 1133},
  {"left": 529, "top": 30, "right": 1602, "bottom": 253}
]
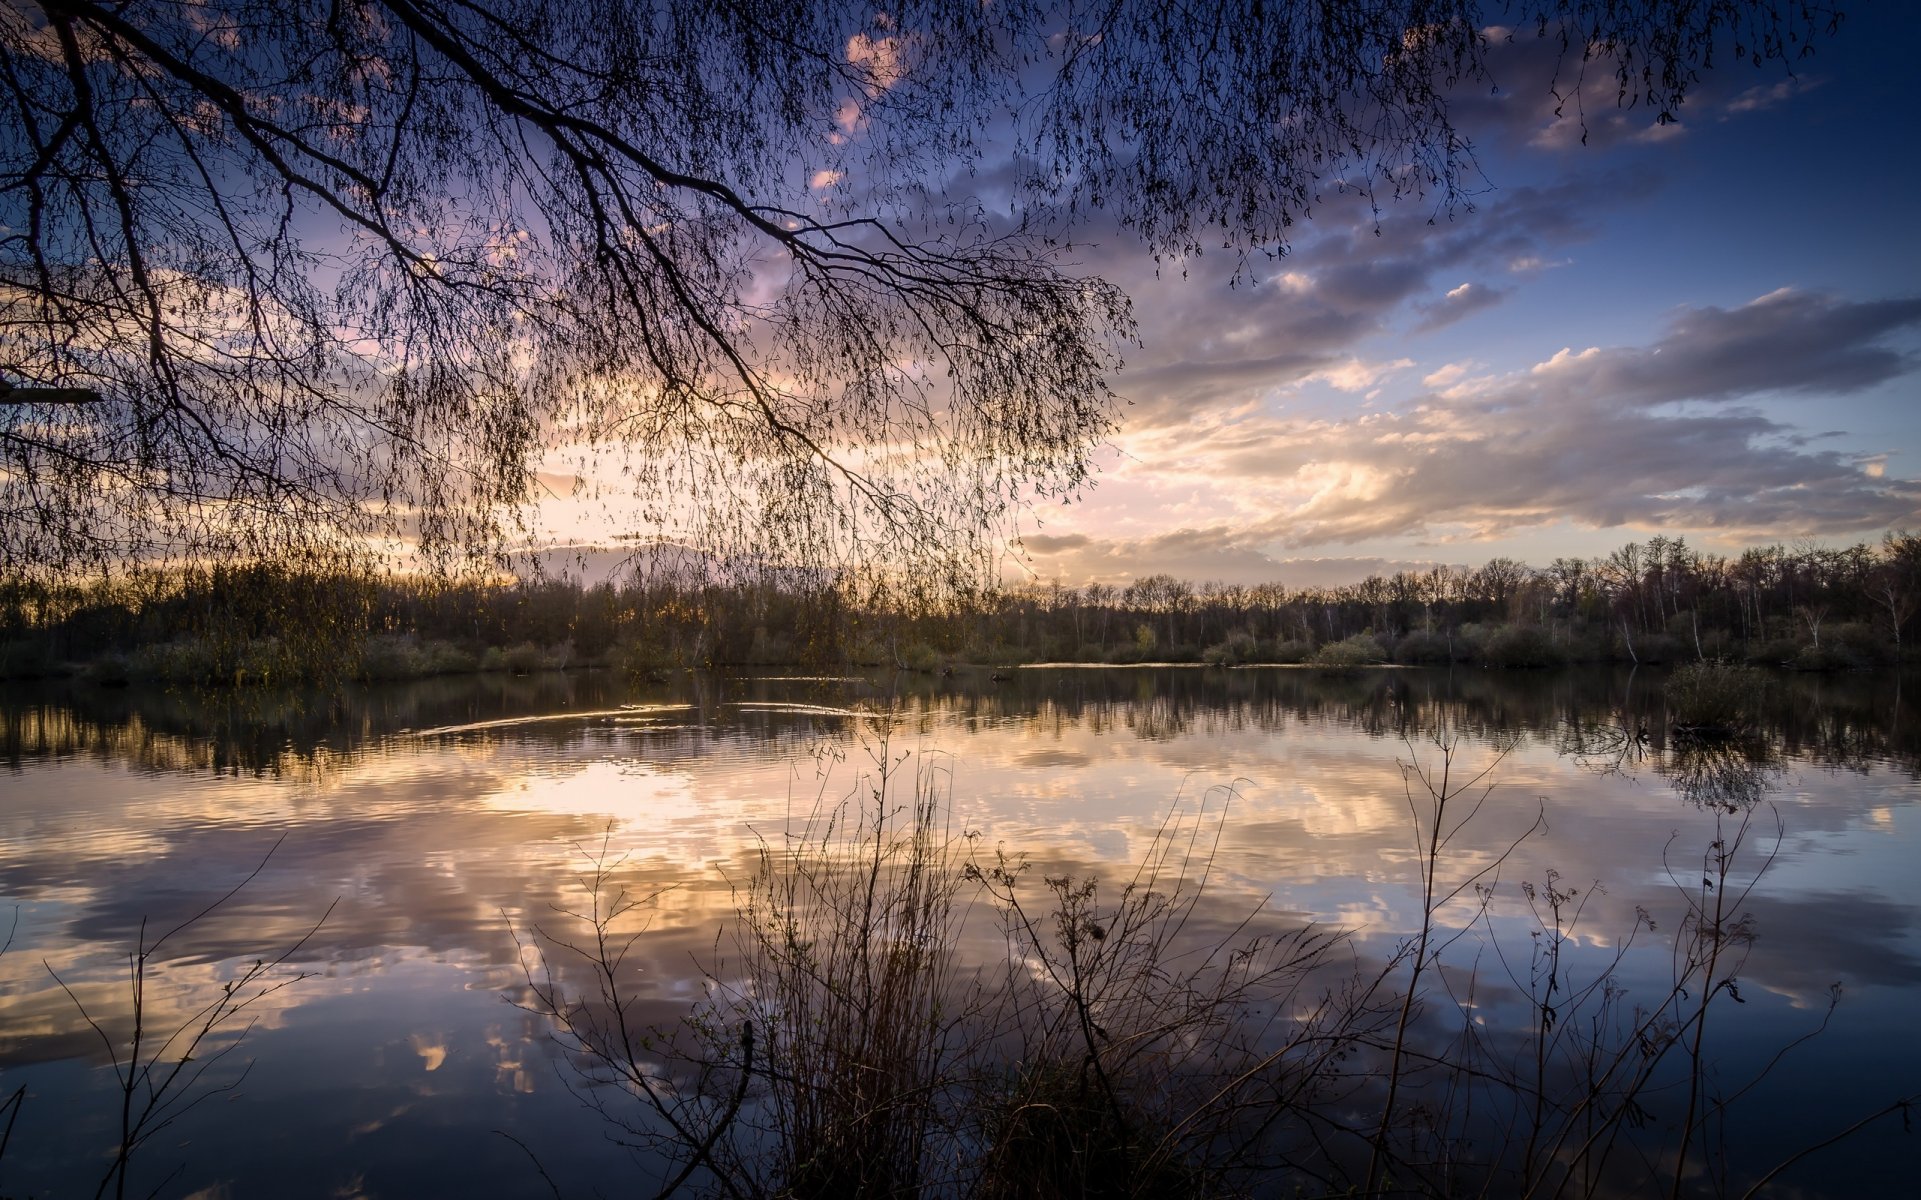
[{"left": 1, "top": 1, "right": 1839, "bottom": 586}]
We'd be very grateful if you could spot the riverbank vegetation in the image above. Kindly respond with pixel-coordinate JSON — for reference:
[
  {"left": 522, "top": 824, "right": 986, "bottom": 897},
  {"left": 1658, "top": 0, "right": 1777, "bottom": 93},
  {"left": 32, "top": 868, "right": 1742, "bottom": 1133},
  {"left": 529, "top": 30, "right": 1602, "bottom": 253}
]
[{"left": 1, "top": 534, "right": 1916, "bottom": 685}]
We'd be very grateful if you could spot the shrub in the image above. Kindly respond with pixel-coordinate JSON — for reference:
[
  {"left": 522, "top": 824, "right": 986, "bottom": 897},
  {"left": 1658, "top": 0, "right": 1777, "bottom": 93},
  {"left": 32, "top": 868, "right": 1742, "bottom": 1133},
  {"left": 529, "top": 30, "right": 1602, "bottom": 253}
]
[
  {"left": 0, "top": 637, "right": 61, "bottom": 679},
  {"left": 358, "top": 633, "right": 428, "bottom": 680},
  {"left": 1744, "top": 637, "right": 1801, "bottom": 667},
  {"left": 420, "top": 640, "right": 478, "bottom": 674},
  {"left": 1561, "top": 628, "right": 1608, "bottom": 663},
  {"left": 231, "top": 636, "right": 297, "bottom": 684},
  {"left": 1830, "top": 622, "right": 1888, "bottom": 666},
  {"left": 1481, "top": 624, "right": 1562, "bottom": 668},
  {"left": 1201, "top": 630, "right": 1258, "bottom": 666},
  {"left": 1393, "top": 629, "right": 1452, "bottom": 664},
  {"left": 121, "top": 636, "right": 303, "bottom": 686},
  {"left": 1788, "top": 642, "right": 1863, "bottom": 672},
  {"left": 1134, "top": 623, "right": 1158, "bottom": 656},
  {"left": 1631, "top": 632, "right": 1683, "bottom": 664},
  {"left": 358, "top": 634, "right": 478, "bottom": 679},
  {"left": 81, "top": 651, "right": 133, "bottom": 686},
  {"left": 1695, "top": 628, "right": 1735, "bottom": 662},
  {"left": 1309, "top": 633, "right": 1385, "bottom": 670},
  {"left": 899, "top": 642, "right": 944, "bottom": 672},
  {"left": 1266, "top": 638, "right": 1312, "bottom": 664},
  {"left": 616, "top": 631, "right": 678, "bottom": 675},
  {"left": 1665, "top": 661, "right": 1768, "bottom": 734},
  {"left": 129, "top": 638, "right": 219, "bottom": 684},
  {"left": 484, "top": 641, "right": 572, "bottom": 673}
]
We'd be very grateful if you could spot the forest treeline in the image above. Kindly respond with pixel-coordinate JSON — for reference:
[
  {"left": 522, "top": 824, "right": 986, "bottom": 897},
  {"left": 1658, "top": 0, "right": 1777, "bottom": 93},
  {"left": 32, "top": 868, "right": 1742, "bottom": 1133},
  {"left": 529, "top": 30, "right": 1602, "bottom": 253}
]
[{"left": 1, "top": 533, "right": 1917, "bottom": 685}]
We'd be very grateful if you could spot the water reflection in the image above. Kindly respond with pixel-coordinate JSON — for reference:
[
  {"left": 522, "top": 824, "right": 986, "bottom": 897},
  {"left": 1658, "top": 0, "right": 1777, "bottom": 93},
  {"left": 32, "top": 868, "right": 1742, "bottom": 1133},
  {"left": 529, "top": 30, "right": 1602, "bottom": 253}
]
[
  {"left": 1663, "top": 734, "right": 1787, "bottom": 811},
  {"left": 0, "top": 666, "right": 1914, "bottom": 1197},
  {"left": 6, "top": 665, "right": 1914, "bottom": 779}
]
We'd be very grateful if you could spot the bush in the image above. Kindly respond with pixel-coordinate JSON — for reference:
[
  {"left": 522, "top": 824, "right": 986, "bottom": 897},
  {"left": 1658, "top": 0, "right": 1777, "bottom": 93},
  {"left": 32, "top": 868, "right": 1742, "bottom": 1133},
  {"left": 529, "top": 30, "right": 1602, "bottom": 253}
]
[
  {"left": 1201, "top": 630, "right": 1258, "bottom": 666},
  {"left": 0, "top": 637, "right": 61, "bottom": 679},
  {"left": 358, "top": 633, "right": 427, "bottom": 680},
  {"left": 616, "top": 630, "right": 679, "bottom": 675},
  {"left": 483, "top": 641, "right": 572, "bottom": 673},
  {"left": 1788, "top": 642, "right": 1864, "bottom": 672},
  {"left": 1452, "top": 623, "right": 1493, "bottom": 660},
  {"left": 1631, "top": 632, "right": 1683, "bottom": 664},
  {"left": 1481, "top": 624, "right": 1562, "bottom": 668},
  {"left": 81, "top": 651, "right": 133, "bottom": 686},
  {"left": 1665, "top": 661, "right": 1768, "bottom": 734},
  {"left": 1266, "top": 638, "right": 1312, "bottom": 664},
  {"left": 1393, "top": 629, "right": 1452, "bottom": 664},
  {"left": 128, "top": 638, "right": 218, "bottom": 684},
  {"left": 123, "top": 636, "right": 301, "bottom": 686},
  {"left": 1830, "top": 622, "right": 1888, "bottom": 666},
  {"left": 1561, "top": 628, "right": 1608, "bottom": 663},
  {"left": 1695, "top": 628, "right": 1734, "bottom": 662},
  {"left": 420, "top": 640, "right": 479, "bottom": 674},
  {"left": 900, "top": 642, "right": 944, "bottom": 672},
  {"left": 1744, "top": 637, "right": 1801, "bottom": 667},
  {"left": 358, "top": 634, "right": 477, "bottom": 679},
  {"left": 1309, "top": 633, "right": 1385, "bottom": 670}
]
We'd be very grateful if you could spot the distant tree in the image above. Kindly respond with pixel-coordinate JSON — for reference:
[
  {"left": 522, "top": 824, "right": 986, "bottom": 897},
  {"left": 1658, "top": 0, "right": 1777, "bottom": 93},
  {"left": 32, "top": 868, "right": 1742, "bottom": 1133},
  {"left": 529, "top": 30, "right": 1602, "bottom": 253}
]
[
  {"left": 2, "top": 1, "right": 1840, "bottom": 584},
  {"left": 1870, "top": 531, "right": 1921, "bottom": 650},
  {"left": 1469, "top": 554, "right": 1533, "bottom": 620}
]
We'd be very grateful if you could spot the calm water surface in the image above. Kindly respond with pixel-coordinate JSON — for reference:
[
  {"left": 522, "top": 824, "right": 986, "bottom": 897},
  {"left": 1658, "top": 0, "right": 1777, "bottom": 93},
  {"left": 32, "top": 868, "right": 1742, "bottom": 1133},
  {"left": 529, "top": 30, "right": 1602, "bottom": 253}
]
[{"left": 0, "top": 666, "right": 1915, "bottom": 1196}]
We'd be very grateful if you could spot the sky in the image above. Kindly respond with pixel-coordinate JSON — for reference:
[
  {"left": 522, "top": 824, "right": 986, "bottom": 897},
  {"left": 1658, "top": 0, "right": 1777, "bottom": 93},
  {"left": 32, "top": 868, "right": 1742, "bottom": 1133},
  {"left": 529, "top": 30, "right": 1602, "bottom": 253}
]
[
  {"left": 522, "top": 6, "right": 1921, "bottom": 590},
  {"left": 979, "top": 6, "right": 1921, "bottom": 588}
]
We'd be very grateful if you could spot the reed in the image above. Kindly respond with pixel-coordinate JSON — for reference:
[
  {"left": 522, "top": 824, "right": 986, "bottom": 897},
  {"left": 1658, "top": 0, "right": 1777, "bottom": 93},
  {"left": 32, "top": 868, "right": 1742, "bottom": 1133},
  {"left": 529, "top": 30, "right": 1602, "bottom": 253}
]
[{"left": 520, "top": 732, "right": 1915, "bottom": 1199}]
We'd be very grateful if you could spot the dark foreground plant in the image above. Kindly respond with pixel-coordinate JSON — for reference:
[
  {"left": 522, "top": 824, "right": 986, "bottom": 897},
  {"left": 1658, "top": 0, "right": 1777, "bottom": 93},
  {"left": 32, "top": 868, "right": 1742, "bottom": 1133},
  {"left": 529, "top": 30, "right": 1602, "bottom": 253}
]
[
  {"left": 0, "top": 838, "right": 333, "bottom": 1200},
  {"left": 516, "top": 730, "right": 1916, "bottom": 1199},
  {"left": 965, "top": 787, "right": 1355, "bottom": 1198},
  {"left": 514, "top": 737, "right": 1357, "bottom": 1198},
  {"left": 1347, "top": 734, "right": 1917, "bottom": 1200}
]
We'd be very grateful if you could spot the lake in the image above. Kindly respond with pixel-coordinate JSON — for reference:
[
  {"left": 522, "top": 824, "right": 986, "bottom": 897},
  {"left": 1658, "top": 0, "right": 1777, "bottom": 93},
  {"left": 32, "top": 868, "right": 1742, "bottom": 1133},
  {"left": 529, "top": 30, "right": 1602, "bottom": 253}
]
[{"left": 0, "top": 666, "right": 1915, "bottom": 1197}]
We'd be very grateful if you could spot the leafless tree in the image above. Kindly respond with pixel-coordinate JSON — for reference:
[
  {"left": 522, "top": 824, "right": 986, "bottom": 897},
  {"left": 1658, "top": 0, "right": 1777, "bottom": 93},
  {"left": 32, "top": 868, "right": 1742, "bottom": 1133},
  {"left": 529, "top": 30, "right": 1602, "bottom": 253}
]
[{"left": 1, "top": 1, "right": 1839, "bottom": 585}]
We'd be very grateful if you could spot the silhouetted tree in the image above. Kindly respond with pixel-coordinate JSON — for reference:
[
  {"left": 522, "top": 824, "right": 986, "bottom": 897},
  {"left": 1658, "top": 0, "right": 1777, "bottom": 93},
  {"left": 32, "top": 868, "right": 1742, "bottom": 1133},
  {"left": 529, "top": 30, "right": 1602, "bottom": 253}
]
[{"left": 2, "top": 0, "right": 1840, "bottom": 584}]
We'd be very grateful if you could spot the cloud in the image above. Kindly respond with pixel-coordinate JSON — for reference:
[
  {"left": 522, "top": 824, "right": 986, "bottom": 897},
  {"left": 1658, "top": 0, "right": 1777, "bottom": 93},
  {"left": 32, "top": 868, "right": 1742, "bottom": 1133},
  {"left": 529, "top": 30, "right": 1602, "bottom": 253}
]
[
  {"left": 845, "top": 32, "right": 907, "bottom": 95},
  {"left": 1019, "top": 532, "right": 1091, "bottom": 555},
  {"left": 1445, "top": 29, "right": 1822, "bottom": 154},
  {"left": 1071, "top": 288, "right": 1921, "bottom": 555},
  {"left": 1237, "top": 291, "right": 1913, "bottom": 545},
  {"left": 1307, "top": 357, "right": 1415, "bottom": 392},
  {"left": 1016, "top": 525, "right": 1449, "bottom": 586},
  {"left": 1723, "top": 76, "right": 1822, "bottom": 117},
  {"left": 1414, "top": 281, "right": 1508, "bottom": 331},
  {"left": 1422, "top": 361, "right": 1476, "bottom": 388},
  {"left": 1472, "top": 289, "right": 1921, "bottom": 410},
  {"left": 1095, "top": 173, "right": 1626, "bottom": 427}
]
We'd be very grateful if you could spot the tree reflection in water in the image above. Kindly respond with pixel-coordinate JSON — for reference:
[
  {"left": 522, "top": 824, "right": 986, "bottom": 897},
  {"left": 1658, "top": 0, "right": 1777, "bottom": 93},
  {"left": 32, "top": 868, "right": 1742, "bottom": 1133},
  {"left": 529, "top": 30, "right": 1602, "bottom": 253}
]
[
  {"left": 0, "top": 665, "right": 1912, "bottom": 1197},
  {"left": 1663, "top": 734, "right": 1787, "bottom": 812}
]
